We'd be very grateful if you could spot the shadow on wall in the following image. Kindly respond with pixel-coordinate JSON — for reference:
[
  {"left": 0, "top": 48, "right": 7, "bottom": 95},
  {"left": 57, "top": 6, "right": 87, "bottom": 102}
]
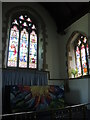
[{"left": 65, "top": 89, "right": 81, "bottom": 105}]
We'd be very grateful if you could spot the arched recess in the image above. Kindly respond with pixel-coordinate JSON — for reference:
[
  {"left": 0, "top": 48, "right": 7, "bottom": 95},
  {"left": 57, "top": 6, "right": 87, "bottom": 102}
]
[
  {"left": 66, "top": 31, "right": 90, "bottom": 78},
  {"left": 2, "top": 6, "right": 48, "bottom": 70}
]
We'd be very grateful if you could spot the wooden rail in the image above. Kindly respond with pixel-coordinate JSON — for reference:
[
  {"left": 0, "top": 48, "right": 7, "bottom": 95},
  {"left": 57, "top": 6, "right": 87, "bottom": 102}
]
[{"left": 1, "top": 103, "right": 89, "bottom": 120}]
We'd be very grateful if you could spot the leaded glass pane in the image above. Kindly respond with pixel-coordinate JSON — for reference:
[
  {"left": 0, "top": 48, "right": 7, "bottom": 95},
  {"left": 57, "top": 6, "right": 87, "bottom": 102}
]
[
  {"left": 19, "top": 29, "right": 28, "bottom": 68},
  {"left": 12, "top": 19, "right": 19, "bottom": 25},
  {"left": 29, "top": 31, "right": 37, "bottom": 68},
  {"left": 81, "top": 44, "right": 88, "bottom": 75},
  {"left": 83, "top": 37, "right": 87, "bottom": 43},
  {"left": 87, "top": 44, "right": 89, "bottom": 56},
  {"left": 23, "top": 22, "right": 27, "bottom": 27},
  {"left": 8, "top": 26, "right": 19, "bottom": 67},
  {"left": 7, "top": 14, "right": 38, "bottom": 69},
  {"left": 87, "top": 44, "right": 90, "bottom": 73},
  {"left": 76, "top": 46, "right": 82, "bottom": 76},
  {"left": 27, "top": 18, "right": 32, "bottom": 22},
  {"left": 32, "top": 24, "right": 36, "bottom": 29},
  {"left": 19, "top": 15, "right": 24, "bottom": 20},
  {"left": 78, "top": 40, "right": 81, "bottom": 46}
]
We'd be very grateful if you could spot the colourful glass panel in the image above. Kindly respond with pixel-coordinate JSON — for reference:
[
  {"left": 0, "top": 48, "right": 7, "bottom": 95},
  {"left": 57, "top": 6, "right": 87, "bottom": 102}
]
[
  {"left": 19, "top": 29, "right": 28, "bottom": 68},
  {"left": 19, "top": 15, "right": 24, "bottom": 20},
  {"left": 81, "top": 36, "right": 83, "bottom": 39},
  {"left": 83, "top": 37, "right": 87, "bottom": 43},
  {"left": 27, "top": 18, "right": 32, "bottom": 22},
  {"left": 78, "top": 40, "right": 81, "bottom": 46},
  {"left": 87, "top": 44, "right": 89, "bottom": 56},
  {"left": 81, "top": 44, "right": 88, "bottom": 75},
  {"left": 8, "top": 26, "right": 19, "bottom": 67},
  {"left": 23, "top": 22, "right": 27, "bottom": 27},
  {"left": 29, "top": 31, "right": 37, "bottom": 68},
  {"left": 25, "top": 15, "right": 27, "bottom": 17},
  {"left": 87, "top": 44, "right": 90, "bottom": 71},
  {"left": 32, "top": 24, "right": 36, "bottom": 29},
  {"left": 76, "top": 46, "right": 82, "bottom": 76},
  {"left": 29, "top": 24, "right": 31, "bottom": 26},
  {"left": 12, "top": 19, "right": 18, "bottom": 25},
  {"left": 19, "top": 20, "right": 22, "bottom": 24}
]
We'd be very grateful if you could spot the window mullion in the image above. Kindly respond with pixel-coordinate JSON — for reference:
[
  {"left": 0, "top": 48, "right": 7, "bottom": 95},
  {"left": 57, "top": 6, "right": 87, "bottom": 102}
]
[
  {"left": 27, "top": 32, "right": 30, "bottom": 68},
  {"left": 7, "top": 26, "right": 11, "bottom": 67},
  {"left": 17, "top": 29, "right": 21, "bottom": 68},
  {"left": 85, "top": 44, "right": 89, "bottom": 75},
  {"left": 75, "top": 46, "right": 77, "bottom": 72},
  {"left": 37, "top": 31, "right": 38, "bottom": 70}
]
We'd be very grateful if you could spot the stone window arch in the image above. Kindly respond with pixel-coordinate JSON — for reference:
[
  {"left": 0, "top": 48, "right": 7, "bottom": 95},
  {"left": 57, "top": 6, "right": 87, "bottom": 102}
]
[
  {"left": 2, "top": 6, "right": 48, "bottom": 70},
  {"left": 66, "top": 31, "right": 89, "bottom": 78}
]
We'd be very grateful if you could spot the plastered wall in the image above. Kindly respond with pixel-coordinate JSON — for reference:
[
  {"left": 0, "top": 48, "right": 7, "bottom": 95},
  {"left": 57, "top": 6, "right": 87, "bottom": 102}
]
[
  {"left": 59, "top": 13, "right": 88, "bottom": 79},
  {"left": 58, "top": 13, "right": 89, "bottom": 105}
]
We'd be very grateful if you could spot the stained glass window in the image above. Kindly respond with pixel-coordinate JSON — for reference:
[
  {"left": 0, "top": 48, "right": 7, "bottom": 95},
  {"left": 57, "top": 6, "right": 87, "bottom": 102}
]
[
  {"left": 76, "top": 46, "right": 82, "bottom": 76},
  {"left": 7, "top": 14, "right": 38, "bottom": 69},
  {"left": 75, "top": 35, "right": 89, "bottom": 77},
  {"left": 81, "top": 44, "right": 87, "bottom": 75},
  {"left": 29, "top": 30, "right": 37, "bottom": 68},
  {"left": 8, "top": 26, "right": 19, "bottom": 67},
  {"left": 87, "top": 44, "right": 89, "bottom": 56},
  {"left": 19, "top": 29, "right": 28, "bottom": 68}
]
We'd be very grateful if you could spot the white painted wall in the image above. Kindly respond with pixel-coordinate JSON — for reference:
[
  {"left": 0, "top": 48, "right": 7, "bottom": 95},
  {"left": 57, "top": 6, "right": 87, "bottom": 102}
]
[
  {"left": 48, "top": 78, "right": 89, "bottom": 106},
  {"left": 65, "top": 79, "right": 88, "bottom": 105},
  {"left": 48, "top": 79, "right": 64, "bottom": 86},
  {"left": 58, "top": 13, "right": 89, "bottom": 106}
]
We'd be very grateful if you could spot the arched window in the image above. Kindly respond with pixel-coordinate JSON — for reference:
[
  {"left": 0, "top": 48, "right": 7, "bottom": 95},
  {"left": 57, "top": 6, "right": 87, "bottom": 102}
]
[
  {"left": 67, "top": 32, "right": 90, "bottom": 78},
  {"left": 75, "top": 35, "right": 89, "bottom": 77},
  {"left": 7, "top": 13, "right": 38, "bottom": 69}
]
